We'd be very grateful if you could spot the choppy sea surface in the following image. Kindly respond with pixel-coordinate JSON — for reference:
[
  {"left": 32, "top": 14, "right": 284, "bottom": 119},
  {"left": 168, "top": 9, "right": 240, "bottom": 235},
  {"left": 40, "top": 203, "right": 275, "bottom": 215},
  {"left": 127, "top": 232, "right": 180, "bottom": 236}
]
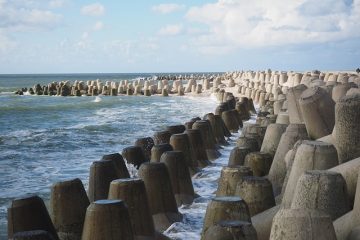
[{"left": 0, "top": 73, "right": 252, "bottom": 239}]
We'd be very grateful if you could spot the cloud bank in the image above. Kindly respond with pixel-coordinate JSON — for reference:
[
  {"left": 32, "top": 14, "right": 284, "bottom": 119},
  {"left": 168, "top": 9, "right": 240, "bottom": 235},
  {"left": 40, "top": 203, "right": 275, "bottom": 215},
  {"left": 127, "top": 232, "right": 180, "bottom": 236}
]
[
  {"left": 152, "top": 3, "right": 185, "bottom": 14},
  {"left": 81, "top": 3, "right": 105, "bottom": 17},
  {"left": 158, "top": 24, "right": 183, "bottom": 35},
  {"left": 0, "top": 0, "right": 62, "bottom": 31},
  {"left": 186, "top": 0, "right": 360, "bottom": 51}
]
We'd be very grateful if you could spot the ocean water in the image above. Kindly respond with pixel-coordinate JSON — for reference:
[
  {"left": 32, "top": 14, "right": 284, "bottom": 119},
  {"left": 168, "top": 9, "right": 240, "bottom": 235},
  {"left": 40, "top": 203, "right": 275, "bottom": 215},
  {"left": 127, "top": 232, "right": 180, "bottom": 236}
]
[{"left": 0, "top": 73, "right": 251, "bottom": 239}]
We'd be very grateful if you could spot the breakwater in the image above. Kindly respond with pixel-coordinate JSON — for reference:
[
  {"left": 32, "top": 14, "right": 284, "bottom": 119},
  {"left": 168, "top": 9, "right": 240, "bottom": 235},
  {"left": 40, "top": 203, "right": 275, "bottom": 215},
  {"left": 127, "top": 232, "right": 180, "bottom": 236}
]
[
  {"left": 4, "top": 69, "right": 360, "bottom": 240},
  {"left": 13, "top": 73, "right": 217, "bottom": 96}
]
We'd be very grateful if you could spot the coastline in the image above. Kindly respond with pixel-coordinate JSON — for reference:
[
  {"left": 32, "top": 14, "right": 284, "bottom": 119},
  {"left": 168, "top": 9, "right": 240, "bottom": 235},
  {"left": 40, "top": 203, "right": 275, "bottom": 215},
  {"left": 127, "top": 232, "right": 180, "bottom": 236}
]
[
  {"left": 2, "top": 69, "right": 360, "bottom": 239},
  {"left": 0, "top": 88, "right": 221, "bottom": 239}
]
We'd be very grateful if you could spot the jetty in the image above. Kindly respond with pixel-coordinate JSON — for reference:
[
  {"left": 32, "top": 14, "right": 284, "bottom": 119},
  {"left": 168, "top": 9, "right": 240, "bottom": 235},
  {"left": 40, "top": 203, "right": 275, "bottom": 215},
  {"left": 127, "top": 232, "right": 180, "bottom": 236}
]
[{"left": 7, "top": 69, "right": 360, "bottom": 240}]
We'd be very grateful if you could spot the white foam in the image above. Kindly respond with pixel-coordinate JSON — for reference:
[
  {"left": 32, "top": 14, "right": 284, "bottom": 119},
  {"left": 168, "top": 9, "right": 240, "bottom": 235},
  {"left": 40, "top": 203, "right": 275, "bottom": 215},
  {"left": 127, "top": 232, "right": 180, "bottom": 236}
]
[
  {"left": 164, "top": 132, "right": 241, "bottom": 239},
  {"left": 164, "top": 113, "right": 258, "bottom": 239},
  {"left": 93, "top": 96, "right": 102, "bottom": 102}
]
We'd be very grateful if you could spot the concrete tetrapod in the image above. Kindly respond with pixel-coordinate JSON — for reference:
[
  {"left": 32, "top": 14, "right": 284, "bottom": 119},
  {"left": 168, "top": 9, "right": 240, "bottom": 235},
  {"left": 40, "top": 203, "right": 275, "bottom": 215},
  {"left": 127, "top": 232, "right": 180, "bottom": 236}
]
[
  {"left": 277, "top": 140, "right": 306, "bottom": 203},
  {"left": 258, "top": 93, "right": 266, "bottom": 107},
  {"left": 135, "top": 137, "right": 155, "bottom": 162},
  {"left": 244, "top": 152, "right": 273, "bottom": 177},
  {"left": 241, "top": 133, "right": 262, "bottom": 151},
  {"left": 317, "top": 133, "right": 335, "bottom": 145},
  {"left": 201, "top": 196, "right": 251, "bottom": 240},
  {"left": 334, "top": 160, "right": 360, "bottom": 240},
  {"left": 50, "top": 178, "right": 90, "bottom": 240},
  {"left": 226, "top": 94, "right": 236, "bottom": 109},
  {"left": 236, "top": 137, "right": 260, "bottom": 153},
  {"left": 204, "top": 113, "right": 228, "bottom": 145},
  {"left": 160, "top": 151, "right": 196, "bottom": 206},
  {"left": 184, "top": 120, "right": 195, "bottom": 130},
  {"left": 150, "top": 144, "right": 173, "bottom": 163},
  {"left": 13, "top": 230, "right": 55, "bottom": 240},
  {"left": 258, "top": 115, "right": 277, "bottom": 127},
  {"left": 260, "top": 123, "right": 287, "bottom": 158},
  {"left": 228, "top": 146, "right": 252, "bottom": 167},
  {"left": 332, "top": 82, "right": 357, "bottom": 102},
  {"left": 8, "top": 195, "right": 59, "bottom": 240},
  {"left": 248, "top": 99, "right": 256, "bottom": 114},
  {"left": 243, "top": 126, "right": 266, "bottom": 148},
  {"left": 186, "top": 129, "right": 211, "bottom": 168},
  {"left": 257, "top": 112, "right": 270, "bottom": 118},
  {"left": 251, "top": 205, "right": 281, "bottom": 240},
  {"left": 166, "top": 125, "right": 186, "bottom": 135},
  {"left": 81, "top": 200, "right": 133, "bottom": 240},
  {"left": 145, "top": 89, "right": 151, "bottom": 96},
  {"left": 275, "top": 112, "right": 289, "bottom": 125},
  {"left": 87, "top": 160, "right": 119, "bottom": 202},
  {"left": 169, "top": 133, "right": 199, "bottom": 175},
  {"left": 348, "top": 227, "right": 360, "bottom": 240},
  {"left": 268, "top": 124, "right": 309, "bottom": 196},
  {"left": 269, "top": 209, "right": 337, "bottom": 240},
  {"left": 286, "top": 84, "right": 307, "bottom": 123},
  {"left": 236, "top": 102, "right": 251, "bottom": 121},
  {"left": 162, "top": 88, "right": 169, "bottom": 96},
  {"left": 138, "top": 162, "right": 183, "bottom": 231},
  {"left": 184, "top": 118, "right": 198, "bottom": 126},
  {"left": 330, "top": 157, "right": 360, "bottom": 205},
  {"left": 255, "top": 117, "right": 266, "bottom": 126},
  {"left": 335, "top": 94, "right": 360, "bottom": 164},
  {"left": 231, "top": 109, "right": 244, "bottom": 128},
  {"left": 299, "top": 86, "right": 335, "bottom": 139},
  {"left": 101, "top": 153, "right": 130, "bottom": 178},
  {"left": 200, "top": 119, "right": 222, "bottom": 149},
  {"left": 220, "top": 116, "right": 232, "bottom": 138},
  {"left": 193, "top": 120, "right": 221, "bottom": 160},
  {"left": 273, "top": 100, "right": 284, "bottom": 115},
  {"left": 235, "top": 177, "right": 275, "bottom": 217},
  {"left": 153, "top": 131, "right": 172, "bottom": 145},
  {"left": 241, "top": 123, "right": 259, "bottom": 137},
  {"left": 203, "top": 220, "right": 258, "bottom": 240},
  {"left": 214, "top": 115, "right": 231, "bottom": 143},
  {"left": 281, "top": 140, "right": 339, "bottom": 208},
  {"left": 239, "top": 97, "right": 250, "bottom": 113},
  {"left": 215, "top": 102, "right": 230, "bottom": 116},
  {"left": 222, "top": 110, "right": 240, "bottom": 133},
  {"left": 216, "top": 166, "right": 253, "bottom": 196},
  {"left": 108, "top": 178, "right": 170, "bottom": 240},
  {"left": 291, "top": 170, "right": 350, "bottom": 220},
  {"left": 122, "top": 146, "right": 148, "bottom": 169}
]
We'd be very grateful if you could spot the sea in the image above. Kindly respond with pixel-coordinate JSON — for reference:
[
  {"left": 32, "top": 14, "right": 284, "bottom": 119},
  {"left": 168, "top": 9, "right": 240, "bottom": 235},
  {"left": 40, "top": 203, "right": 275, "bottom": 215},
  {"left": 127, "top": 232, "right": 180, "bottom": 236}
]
[{"left": 0, "top": 73, "right": 252, "bottom": 239}]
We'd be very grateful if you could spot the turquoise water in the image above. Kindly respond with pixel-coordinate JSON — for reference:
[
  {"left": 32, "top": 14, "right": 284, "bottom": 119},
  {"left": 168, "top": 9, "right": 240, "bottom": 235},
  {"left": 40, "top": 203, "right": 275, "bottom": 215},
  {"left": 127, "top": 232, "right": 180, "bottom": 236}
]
[{"left": 0, "top": 73, "right": 221, "bottom": 238}]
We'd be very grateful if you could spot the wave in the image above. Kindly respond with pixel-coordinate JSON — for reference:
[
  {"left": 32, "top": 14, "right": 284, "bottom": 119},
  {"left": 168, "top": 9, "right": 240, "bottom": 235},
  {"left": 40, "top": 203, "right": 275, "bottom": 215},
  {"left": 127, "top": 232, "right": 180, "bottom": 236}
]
[
  {"left": 0, "top": 87, "right": 17, "bottom": 93},
  {"left": 93, "top": 96, "right": 102, "bottom": 102},
  {"left": 0, "top": 97, "right": 120, "bottom": 112}
]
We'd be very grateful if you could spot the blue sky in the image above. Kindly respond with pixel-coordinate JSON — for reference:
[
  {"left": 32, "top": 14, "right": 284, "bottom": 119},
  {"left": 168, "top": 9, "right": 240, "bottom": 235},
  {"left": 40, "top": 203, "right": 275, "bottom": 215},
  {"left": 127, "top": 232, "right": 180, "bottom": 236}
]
[{"left": 0, "top": 0, "right": 359, "bottom": 73}]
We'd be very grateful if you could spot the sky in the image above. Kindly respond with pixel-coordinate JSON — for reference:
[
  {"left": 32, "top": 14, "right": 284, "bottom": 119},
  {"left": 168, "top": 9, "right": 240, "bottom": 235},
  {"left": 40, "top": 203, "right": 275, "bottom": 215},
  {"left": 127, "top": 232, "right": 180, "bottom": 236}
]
[{"left": 0, "top": 0, "right": 359, "bottom": 73}]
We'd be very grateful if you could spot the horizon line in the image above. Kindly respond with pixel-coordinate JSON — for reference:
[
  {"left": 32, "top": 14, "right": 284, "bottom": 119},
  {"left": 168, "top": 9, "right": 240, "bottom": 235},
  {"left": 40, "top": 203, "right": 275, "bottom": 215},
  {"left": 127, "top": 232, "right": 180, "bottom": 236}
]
[{"left": 0, "top": 71, "right": 228, "bottom": 75}]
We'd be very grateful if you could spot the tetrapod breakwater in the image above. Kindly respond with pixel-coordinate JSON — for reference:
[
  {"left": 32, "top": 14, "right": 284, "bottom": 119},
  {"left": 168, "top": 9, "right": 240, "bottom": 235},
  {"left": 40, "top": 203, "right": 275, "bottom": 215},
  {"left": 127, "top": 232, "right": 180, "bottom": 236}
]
[{"left": 5, "top": 69, "right": 360, "bottom": 240}]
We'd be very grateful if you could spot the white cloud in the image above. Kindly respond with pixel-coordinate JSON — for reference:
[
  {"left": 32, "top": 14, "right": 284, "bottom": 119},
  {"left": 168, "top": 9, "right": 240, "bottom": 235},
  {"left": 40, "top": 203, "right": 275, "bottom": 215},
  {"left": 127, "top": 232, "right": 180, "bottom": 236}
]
[
  {"left": 49, "top": 0, "right": 67, "bottom": 8},
  {"left": 0, "top": 30, "right": 16, "bottom": 52},
  {"left": 0, "top": 1, "right": 62, "bottom": 31},
  {"left": 82, "top": 32, "right": 89, "bottom": 39},
  {"left": 75, "top": 32, "right": 92, "bottom": 50},
  {"left": 81, "top": 3, "right": 105, "bottom": 17},
  {"left": 152, "top": 3, "right": 185, "bottom": 14},
  {"left": 93, "top": 21, "right": 104, "bottom": 31},
  {"left": 103, "top": 38, "right": 160, "bottom": 62},
  {"left": 185, "top": 0, "right": 360, "bottom": 52},
  {"left": 158, "top": 24, "right": 183, "bottom": 36}
]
